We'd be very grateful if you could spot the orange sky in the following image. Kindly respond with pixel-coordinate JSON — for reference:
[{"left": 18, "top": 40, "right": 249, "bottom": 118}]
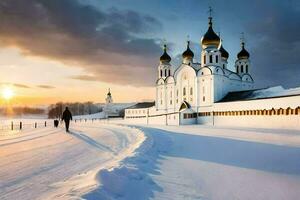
[{"left": 0, "top": 48, "right": 155, "bottom": 106}]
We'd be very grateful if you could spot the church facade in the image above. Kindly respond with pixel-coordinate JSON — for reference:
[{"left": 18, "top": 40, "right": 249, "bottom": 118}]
[{"left": 124, "top": 15, "right": 300, "bottom": 129}]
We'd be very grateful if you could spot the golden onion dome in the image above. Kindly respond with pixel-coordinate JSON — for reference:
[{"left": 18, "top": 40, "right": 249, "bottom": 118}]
[
  {"left": 219, "top": 43, "right": 229, "bottom": 59},
  {"left": 237, "top": 42, "right": 250, "bottom": 59},
  {"left": 201, "top": 17, "right": 220, "bottom": 48},
  {"left": 182, "top": 41, "right": 194, "bottom": 59},
  {"left": 160, "top": 44, "right": 171, "bottom": 63}
]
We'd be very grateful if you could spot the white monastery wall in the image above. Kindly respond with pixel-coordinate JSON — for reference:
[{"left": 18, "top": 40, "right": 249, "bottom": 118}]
[
  {"left": 212, "top": 115, "right": 300, "bottom": 130},
  {"left": 213, "top": 95, "right": 300, "bottom": 111}
]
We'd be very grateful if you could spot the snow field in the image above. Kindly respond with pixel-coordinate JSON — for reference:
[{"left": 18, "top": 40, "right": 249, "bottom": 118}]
[
  {"left": 0, "top": 121, "right": 145, "bottom": 200},
  {"left": 93, "top": 121, "right": 300, "bottom": 200}
]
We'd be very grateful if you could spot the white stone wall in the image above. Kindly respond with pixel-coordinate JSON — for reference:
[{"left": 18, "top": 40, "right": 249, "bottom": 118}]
[
  {"left": 197, "top": 95, "right": 300, "bottom": 129},
  {"left": 213, "top": 95, "right": 300, "bottom": 111},
  {"left": 197, "top": 116, "right": 213, "bottom": 125},
  {"left": 125, "top": 94, "right": 300, "bottom": 130},
  {"left": 212, "top": 115, "right": 300, "bottom": 130}
]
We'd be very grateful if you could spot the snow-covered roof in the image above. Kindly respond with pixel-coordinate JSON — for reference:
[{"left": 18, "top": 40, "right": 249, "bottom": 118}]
[
  {"left": 126, "top": 102, "right": 155, "bottom": 109},
  {"left": 219, "top": 86, "right": 300, "bottom": 102}
]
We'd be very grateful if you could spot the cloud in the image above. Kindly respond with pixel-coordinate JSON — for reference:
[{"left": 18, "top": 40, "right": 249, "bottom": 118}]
[
  {"left": 0, "top": 82, "right": 55, "bottom": 89},
  {"left": 37, "top": 85, "right": 55, "bottom": 89},
  {"left": 0, "top": 82, "right": 31, "bottom": 88},
  {"left": 245, "top": 2, "right": 300, "bottom": 88},
  {"left": 69, "top": 75, "right": 99, "bottom": 82},
  {"left": 0, "top": 0, "right": 163, "bottom": 86},
  {"left": 13, "top": 83, "right": 31, "bottom": 88}
]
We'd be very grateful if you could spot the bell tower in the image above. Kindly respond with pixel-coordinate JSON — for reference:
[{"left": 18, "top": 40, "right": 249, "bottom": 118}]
[
  {"left": 105, "top": 88, "right": 113, "bottom": 104},
  {"left": 235, "top": 33, "right": 250, "bottom": 75},
  {"left": 200, "top": 7, "right": 221, "bottom": 67},
  {"left": 158, "top": 44, "right": 172, "bottom": 79}
]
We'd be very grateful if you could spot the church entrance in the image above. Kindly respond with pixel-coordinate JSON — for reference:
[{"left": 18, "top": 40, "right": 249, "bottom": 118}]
[{"left": 179, "top": 101, "right": 197, "bottom": 125}]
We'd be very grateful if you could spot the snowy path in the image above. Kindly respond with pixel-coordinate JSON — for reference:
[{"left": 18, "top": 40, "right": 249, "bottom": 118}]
[
  {"left": 94, "top": 124, "right": 300, "bottom": 200},
  {"left": 0, "top": 122, "right": 144, "bottom": 200}
]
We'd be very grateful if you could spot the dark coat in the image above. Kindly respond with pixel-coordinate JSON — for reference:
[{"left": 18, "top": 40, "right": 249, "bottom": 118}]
[{"left": 62, "top": 109, "right": 72, "bottom": 121}]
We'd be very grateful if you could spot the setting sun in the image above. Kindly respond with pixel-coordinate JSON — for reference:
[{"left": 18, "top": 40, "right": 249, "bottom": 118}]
[{"left": 2, "top": 87, "right": 14, "bottom": 100}]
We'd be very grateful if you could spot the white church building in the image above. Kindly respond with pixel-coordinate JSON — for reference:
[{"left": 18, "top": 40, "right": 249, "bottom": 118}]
[
  {"left": 125, "top": 14, "right": 300, "bottom": 129},
  {"left": 103, "top": 89, "right": 120, "bottom": 118}
]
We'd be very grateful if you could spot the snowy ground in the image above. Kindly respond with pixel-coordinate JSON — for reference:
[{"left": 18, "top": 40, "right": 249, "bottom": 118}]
[
  {"left": 1, "top": 119, "right": 300, "bottom": 200},
  {"left": 0, "top": 121, "right": 144, "bottom": 200}
]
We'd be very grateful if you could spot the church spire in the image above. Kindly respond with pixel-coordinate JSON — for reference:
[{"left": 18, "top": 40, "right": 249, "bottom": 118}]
[
  {"left": 237, "top": 33, "right": 250, "bottom": 59},
  {"left": 208, "top": 6, "right": 213, "bottom": 27},
  {"left": 201, "top": 6, "right": 220, "bottom": 49},
  {"left": 106, "top": 88, "right": 113, "bottom": 104},
  {"left": 182, "top": 39, "right": 194, "bottom": 60},
  {"left": 160, "top": 43, "right": 171, "bottom": 63}
]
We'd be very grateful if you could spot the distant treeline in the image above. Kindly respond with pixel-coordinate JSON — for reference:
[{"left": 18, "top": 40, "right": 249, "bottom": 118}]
[
  {"left": 0, "top": 107, "right": 45, "bottom": 116},
  {"left": 48, "top": 102, "right": 102, "bottom": 119}
]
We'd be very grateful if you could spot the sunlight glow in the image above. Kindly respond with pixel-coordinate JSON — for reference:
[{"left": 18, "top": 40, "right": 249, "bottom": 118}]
[{"left": 2, "top": 87, "right": 15, "bottom": 100}]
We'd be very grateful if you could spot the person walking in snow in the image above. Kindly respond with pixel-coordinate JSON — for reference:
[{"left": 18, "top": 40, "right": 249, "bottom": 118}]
[{"left": 62, "top": 107, "right": 72, "bottom": 132}]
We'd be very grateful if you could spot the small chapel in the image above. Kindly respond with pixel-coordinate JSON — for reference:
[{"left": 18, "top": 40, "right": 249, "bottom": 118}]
[{"left": 103, "top": 89, "right": 119, "bottom": 118}]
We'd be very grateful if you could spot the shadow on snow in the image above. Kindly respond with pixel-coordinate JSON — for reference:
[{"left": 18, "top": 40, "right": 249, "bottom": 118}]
[
  {"left": 70, "top": 130, "right": 115, "bottom": 153},
  {"left": 81, "top": 126, "right": 300, "bottom": 200}
]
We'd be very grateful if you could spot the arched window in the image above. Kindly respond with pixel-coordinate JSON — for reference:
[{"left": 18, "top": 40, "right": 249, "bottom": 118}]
[
  {"left": 190, "top": 87, "right": 193, "bottom": 95},
  {"left": 168, "top": 69, "right": 171, "bottom": 76},
  {"left": 286, "top": 107, "right": 291, "bottom": 115},
  {"left": 203, "top": 55, "right": 206, "bottom": 64},
  {"left": 160, "top": 70, "right": 162, "bottom": 77},
  {"left": 165, "top": 69, "right": 167, "bottom": 77},
  {"left": 295, "top": 106, "right": 300, "bottom": 115},
  {"left": 246, "top": 65, "right": 248, "bottom": 73},
  {"left": 216, "top": 55, "right": 219, "bottom": 63},
  {"left": 183, "top": 87, "right": 186, "bottom": 96},
  {"left": 241, "top": 65, "right": 244, "bottom": 73},
  {"left": 237, "top": 66, "right": 239, "bottom": 73},
  {"left": 209, "top": 55, "right": 213, "bottom": 63},
  {"left": 296, "top": 107, "right": 300, "bottom": 115},
  {"left": 223, "top": 64, "right": 225, "bottom": 69}
]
